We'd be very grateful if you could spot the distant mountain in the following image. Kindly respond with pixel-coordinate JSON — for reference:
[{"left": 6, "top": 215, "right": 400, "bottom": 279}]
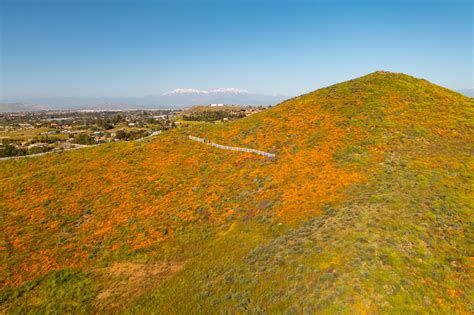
[
  {"left": 457, "top": 89, "right": 474, "bottom": 97},
  {"left": 0, "top": 89, "right": 288, "bottom": 112},
  {"left": 0, "top": 103, "right": 51, "bottom": 113},
  {"left": 156, "top": 88, "right": 286, "bottom": 107},
  {"left": 162, "top": 87, "right": 249, "bottom": 95}
]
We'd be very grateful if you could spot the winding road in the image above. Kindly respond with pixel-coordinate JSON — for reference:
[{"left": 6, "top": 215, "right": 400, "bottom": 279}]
[{"left": 0, "top": 131, "right": 162, "bottom": 161}]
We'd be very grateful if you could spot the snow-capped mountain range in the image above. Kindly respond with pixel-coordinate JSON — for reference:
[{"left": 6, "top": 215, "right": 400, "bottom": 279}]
[
  {"left": 1, "top": 88, "right": 287, "bottom": 112},
  {"left": 162, "top": 88, "right": 250, "bottom": 95}
]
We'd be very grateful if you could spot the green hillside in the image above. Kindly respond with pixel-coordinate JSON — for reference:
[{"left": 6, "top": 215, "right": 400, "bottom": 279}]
[{"left": 1, "top": 72, "right": 473, "bottom": 313}]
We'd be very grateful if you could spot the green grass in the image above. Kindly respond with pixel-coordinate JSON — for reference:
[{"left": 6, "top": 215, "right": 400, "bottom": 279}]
[
  {"left": 1, "top": 269, "right": 99, "bottom": 314},
  {"left": 0, "top": 127, "right": 62, "bottom": 141}
]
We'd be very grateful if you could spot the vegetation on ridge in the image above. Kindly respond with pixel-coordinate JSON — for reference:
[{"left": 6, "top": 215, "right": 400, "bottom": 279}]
[{"left": 1, "top": 72, "right": 472, "bottom": 313}]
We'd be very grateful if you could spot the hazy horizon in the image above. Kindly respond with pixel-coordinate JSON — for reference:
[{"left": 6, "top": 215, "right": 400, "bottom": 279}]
[{"left": 1, "top": 72, "right": 473, "bottom": 112}]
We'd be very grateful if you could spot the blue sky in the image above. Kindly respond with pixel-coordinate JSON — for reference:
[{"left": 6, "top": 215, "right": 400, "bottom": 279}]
[{"left": 1, "top": 0, "right": 472, "bottom": 100}]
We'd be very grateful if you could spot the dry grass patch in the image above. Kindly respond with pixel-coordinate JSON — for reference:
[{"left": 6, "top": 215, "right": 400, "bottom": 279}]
[{"left": 95, "top": 261, "right": 185, "bottom": 308}]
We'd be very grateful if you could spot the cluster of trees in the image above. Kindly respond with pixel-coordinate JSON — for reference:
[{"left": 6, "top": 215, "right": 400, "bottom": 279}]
[
  {"left": 114, "top": 129, "right": 149, "bottom": 140},
  {"left": 31, "top": 135, "right": 61, "bottom": 144},
  {"left": 182, "top": 111, "right": 245, "bottom": 122},
  {"left": 0, "top": 139, "right": 49, "bottom": 157},
  {"left": 0, "top": 143, "right": 27, "bottom": 157},
  {"left": 73, "top": 133, "right": 95, "bottom": 145},
  {"left": 89, "top": 115, "right": 125, "bottom": 130}
]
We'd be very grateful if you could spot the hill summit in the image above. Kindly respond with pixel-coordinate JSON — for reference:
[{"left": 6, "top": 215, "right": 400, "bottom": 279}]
[{"left": 1, "top": 72, "right": 472, "bottom": 313}]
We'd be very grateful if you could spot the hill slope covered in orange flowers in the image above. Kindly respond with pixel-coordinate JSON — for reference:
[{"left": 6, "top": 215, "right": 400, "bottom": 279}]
[{"left": 1, "top": 72, "right": 472, "bottom": 313}]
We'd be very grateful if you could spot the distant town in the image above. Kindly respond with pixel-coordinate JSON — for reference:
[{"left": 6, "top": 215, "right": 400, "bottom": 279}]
[{"left": 0, "top": 105, "right": 268, "bottom": 158}]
